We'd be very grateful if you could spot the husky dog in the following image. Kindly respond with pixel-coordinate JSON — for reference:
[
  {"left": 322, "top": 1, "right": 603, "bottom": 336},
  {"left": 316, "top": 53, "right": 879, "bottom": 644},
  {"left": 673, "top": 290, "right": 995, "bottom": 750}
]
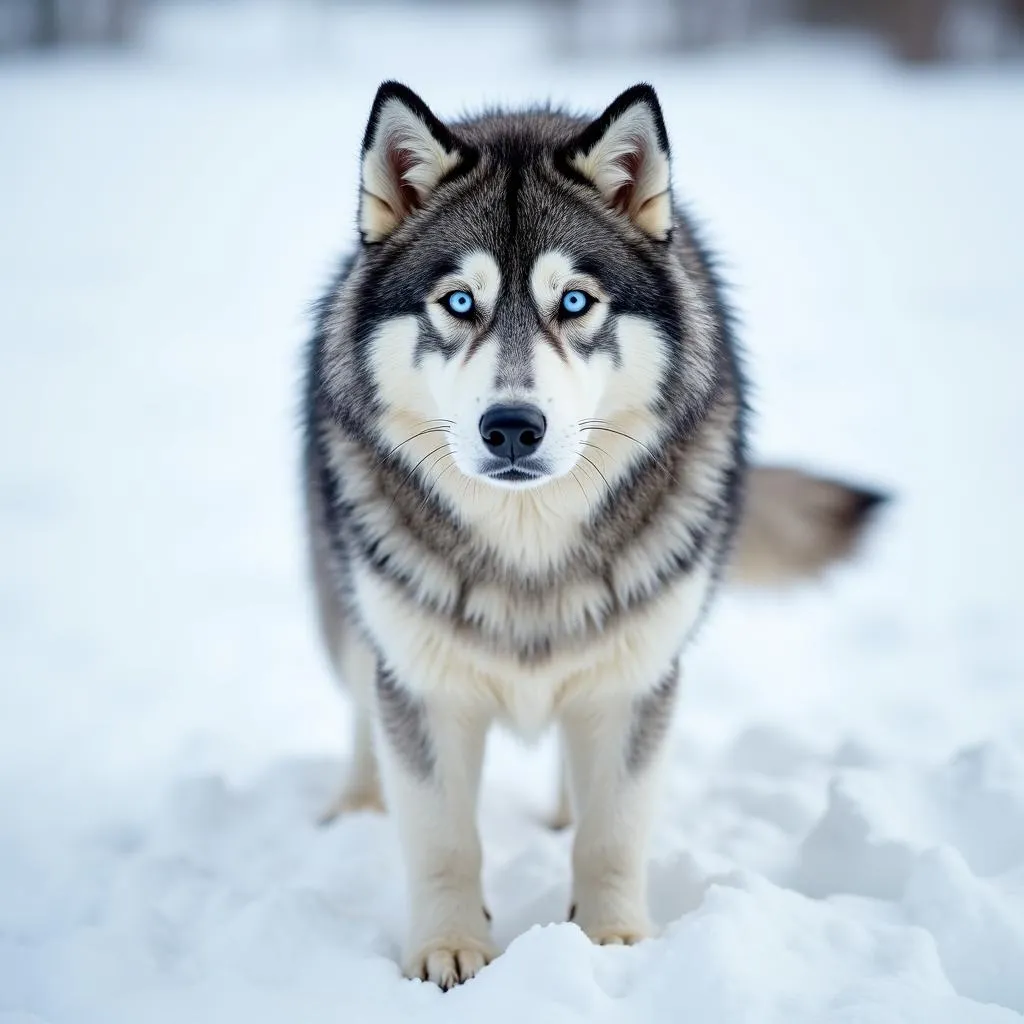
[{"left": 304, "top": 81, "right": 884, "bottom": 989}]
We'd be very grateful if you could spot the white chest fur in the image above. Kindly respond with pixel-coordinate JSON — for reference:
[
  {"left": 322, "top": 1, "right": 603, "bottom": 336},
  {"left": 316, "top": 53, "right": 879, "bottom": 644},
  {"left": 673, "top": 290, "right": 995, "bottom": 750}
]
[{"left": 351, "top": 558, "right": 711, "bottom": 736}]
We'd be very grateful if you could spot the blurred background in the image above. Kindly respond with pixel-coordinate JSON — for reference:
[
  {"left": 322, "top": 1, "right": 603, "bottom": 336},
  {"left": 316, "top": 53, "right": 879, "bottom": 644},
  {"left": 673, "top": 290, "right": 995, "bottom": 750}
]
[{"left": 2, "top": 0, "right": 1024, "bottom": 62}]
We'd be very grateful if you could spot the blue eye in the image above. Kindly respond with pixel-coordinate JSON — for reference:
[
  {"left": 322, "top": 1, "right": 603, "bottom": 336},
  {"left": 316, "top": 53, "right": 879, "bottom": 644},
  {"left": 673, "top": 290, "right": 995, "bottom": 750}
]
[
  {"left": 561, "top": 290, "right": 592, "bottom": 317},
  {"left": 444, "top": 290, "right": 475, "bottom": 318}
]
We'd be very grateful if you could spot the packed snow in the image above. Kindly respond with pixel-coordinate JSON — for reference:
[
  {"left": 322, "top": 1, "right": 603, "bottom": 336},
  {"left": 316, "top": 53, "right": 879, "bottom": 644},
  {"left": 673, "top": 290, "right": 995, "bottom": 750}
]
[{"left": 1, "top": 3, "right": 1023, "bottom": 1021}]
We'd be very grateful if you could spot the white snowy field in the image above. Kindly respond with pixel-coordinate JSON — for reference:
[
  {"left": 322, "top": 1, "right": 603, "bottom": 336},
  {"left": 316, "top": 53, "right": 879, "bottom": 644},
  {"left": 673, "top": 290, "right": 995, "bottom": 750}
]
[{"left": 1, "top": 2, "right": 1023, "bottom": 1021}]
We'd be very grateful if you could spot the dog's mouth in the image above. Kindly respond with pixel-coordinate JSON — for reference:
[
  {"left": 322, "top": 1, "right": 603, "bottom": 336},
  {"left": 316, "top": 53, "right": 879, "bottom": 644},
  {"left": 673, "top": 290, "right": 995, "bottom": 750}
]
[
  {"left": 489, "top": 467, "right": 542, "bottom": 485},
  {"left": 477, "top": 457, "right": 551, "bottom": 489}
]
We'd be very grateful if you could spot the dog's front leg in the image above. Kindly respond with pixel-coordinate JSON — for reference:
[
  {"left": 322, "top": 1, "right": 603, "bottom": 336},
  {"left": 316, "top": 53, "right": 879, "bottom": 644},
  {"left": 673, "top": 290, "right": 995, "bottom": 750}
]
[
  {"left": 561, "top": 661, "right": 680, "bottom": 945},
  {"left": 373, "top": 662, "right": 495, "bottom": 989}
]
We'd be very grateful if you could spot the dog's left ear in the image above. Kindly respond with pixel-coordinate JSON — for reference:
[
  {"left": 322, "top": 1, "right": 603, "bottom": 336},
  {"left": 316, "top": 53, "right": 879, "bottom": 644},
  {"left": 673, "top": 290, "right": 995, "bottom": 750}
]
[
  {"left": 359, "top": 81, "right": 476, "bottom": 243},
  {"left": 558, "top": 84, "right": 672, "bottom": 240}
]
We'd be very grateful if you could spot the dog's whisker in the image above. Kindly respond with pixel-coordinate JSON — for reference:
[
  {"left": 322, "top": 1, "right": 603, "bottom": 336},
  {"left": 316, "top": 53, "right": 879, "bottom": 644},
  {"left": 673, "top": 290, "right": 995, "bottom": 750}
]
[
  {"left": 413, "top": 450, "right": 458, "bottom": 517},
  {"left": 458, "top": 470, "right": 476, "bottom": 510},
  {"left": 578, "top": 422, "right": 667, "bottom": 470},
  {"left": 385, "top": 441, "right": 453, "bottom": 518},
  {"left": 577, "top": 451, "right": 612, "bottom": 495},
  {"left": 384, "top": 425, "right": 453, "bottom": 463},
  {"left": 425, "top": 460, "right": 460, "bottom": 509},
  {"left": 568, "top": 466, "right": 595, "bottom": 519},
  {"left": 579, "top": 440, "right": 613, "bottom": 462}
]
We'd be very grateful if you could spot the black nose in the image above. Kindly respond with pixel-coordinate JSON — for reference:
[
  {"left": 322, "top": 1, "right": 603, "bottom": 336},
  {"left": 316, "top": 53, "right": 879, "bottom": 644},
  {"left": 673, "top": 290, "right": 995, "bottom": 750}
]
[{"left": 479, "top": 404, "right": 547, "bottom": 462}]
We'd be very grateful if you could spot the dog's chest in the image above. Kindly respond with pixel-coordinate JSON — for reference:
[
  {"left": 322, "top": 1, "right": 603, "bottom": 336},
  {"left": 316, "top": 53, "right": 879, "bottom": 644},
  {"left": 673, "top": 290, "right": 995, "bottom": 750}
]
[
  {"left": 329, "top": 430, "right": 725, "bottom": 728},
  {"left": 352, "top": 555, "right": 712, "bottom": 734}
]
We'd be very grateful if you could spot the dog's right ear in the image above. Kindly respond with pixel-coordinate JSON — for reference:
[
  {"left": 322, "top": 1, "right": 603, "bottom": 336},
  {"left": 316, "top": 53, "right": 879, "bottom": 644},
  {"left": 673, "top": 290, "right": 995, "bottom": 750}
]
[{"left": 359, "top": 82, "right": 476, "bottom": 243}]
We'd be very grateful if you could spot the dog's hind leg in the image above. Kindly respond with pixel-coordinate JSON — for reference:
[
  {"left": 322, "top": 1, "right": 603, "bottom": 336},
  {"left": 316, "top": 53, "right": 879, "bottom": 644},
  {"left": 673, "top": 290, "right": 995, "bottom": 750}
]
[
  {"left": 320, "top": 684, "right": 385, "bottom": 824},
  {"left": 319, "top": 623, "right": 385, "bottom": 822},
  {"left": 306, "top": 460, "right": 386, "bottom": 823},
  {"left": 312, "top": 552, "right": 385, "bottom": 821}
]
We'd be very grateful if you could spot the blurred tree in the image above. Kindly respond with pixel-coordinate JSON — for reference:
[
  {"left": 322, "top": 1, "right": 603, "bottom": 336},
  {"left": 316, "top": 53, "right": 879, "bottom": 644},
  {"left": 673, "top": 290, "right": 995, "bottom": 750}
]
[
  {"left": 33, "top": 0, "right": 58, "bottom": 45},
  {"left": 564, "top": 0, "right": 1021, "bottom": 61},
  {"left": 107, "top": 0, "right": 137, "bottom": 43},
  {"left": 887, "top": 0, "right": 953, "bottom": 61},
  {"left": 0, "top": 0, "right": 139, "bottom": 48}
]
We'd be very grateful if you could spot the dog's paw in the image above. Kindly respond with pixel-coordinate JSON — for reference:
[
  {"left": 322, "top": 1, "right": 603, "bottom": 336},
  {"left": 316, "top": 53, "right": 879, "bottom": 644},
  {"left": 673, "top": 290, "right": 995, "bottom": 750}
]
[
  {"left": 317, "top": 783, "right": 386, "bottom": 825},
  {"left": 405, "top": 938, "right": 496, "bottom": 990},
  {"left": 571, "top": 904, "right": 652, "bottom": 947},
  {"left": 586, "top": 924, "right": 650, "bottom": 946}
]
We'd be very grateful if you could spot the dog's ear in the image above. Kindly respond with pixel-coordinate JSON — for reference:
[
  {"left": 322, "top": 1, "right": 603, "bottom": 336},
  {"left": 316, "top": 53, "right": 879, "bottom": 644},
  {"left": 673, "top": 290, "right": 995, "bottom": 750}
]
[
  {"left": 558, "top": 84, "right": 672, "bottom": 240},
  {"left": 359, "top": 82, "right": 476, "bottom": 243}
]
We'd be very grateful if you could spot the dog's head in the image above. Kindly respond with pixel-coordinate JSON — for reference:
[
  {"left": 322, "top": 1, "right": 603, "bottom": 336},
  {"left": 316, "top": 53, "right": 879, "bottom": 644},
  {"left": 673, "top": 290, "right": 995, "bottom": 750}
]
[{"left": 331, "top": 82, "right": 721, "bottom": 499}]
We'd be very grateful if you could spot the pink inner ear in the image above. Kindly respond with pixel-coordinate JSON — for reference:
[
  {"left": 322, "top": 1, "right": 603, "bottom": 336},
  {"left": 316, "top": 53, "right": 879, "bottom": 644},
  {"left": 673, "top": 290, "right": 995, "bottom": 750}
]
[
  {"left": 387, "top": 145, "right": 421, "bottom": 216},
  {"left": 611, "top": 147, "right": 644, "bottom": 214}
]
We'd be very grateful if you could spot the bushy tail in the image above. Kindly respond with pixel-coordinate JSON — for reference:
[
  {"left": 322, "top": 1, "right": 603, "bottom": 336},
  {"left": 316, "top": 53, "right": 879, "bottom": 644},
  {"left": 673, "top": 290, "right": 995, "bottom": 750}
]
[{"left": 729, "top": 466, "right": 888, "bottom": 586}]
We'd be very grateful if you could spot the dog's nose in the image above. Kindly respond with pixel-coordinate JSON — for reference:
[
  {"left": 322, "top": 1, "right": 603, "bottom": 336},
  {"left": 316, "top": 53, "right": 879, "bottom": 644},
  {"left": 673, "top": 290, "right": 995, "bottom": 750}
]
[{"left": 479, "top": 404, "right": 547, "bottom": 462}]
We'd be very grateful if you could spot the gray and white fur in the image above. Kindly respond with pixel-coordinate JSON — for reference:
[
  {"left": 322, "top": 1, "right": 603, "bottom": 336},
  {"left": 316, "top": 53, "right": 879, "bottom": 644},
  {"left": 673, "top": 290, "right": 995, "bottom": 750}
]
[{"left": 303, "top": 81, "right": 885, "bottom": 989}]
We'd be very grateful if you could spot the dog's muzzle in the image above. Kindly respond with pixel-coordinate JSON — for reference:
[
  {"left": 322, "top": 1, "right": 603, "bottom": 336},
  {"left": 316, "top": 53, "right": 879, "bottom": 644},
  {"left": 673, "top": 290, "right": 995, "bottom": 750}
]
[
  {"left": 476, "top": 404, "right": 549, "bottom": 484},
  {"left": 478, "top": 404, "right": 546, "bottom": 463}
]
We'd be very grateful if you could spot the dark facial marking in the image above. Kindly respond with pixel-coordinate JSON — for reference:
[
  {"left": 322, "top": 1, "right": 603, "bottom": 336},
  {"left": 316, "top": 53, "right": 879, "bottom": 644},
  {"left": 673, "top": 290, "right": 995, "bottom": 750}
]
[
  {"left": 505, "top": 162, "right": 522, "bottom": 238},
  {"left": 492, "top": 292, "right": 535, "bottom": 391},
  {"left": 537, "top": 322, "right": 569, "bottom": 363}
]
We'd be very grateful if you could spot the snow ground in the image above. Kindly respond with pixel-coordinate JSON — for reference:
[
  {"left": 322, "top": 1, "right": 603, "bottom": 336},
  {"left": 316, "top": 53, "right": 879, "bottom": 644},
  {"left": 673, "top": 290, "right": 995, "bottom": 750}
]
[{"left": 1, "top": 3, "right": 1023, "bottom": 1021}]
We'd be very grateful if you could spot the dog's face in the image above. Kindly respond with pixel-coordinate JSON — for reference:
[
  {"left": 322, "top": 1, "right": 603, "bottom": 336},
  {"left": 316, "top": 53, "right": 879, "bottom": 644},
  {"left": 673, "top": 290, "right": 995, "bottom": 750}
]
[{"left": 338, "top": 83, "right": 718, "bottom": 497}]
